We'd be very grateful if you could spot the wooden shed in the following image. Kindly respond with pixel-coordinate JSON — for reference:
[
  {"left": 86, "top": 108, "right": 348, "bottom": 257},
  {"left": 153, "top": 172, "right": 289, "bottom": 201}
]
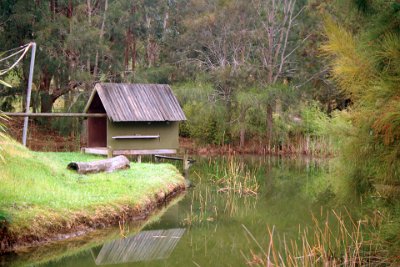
[{"left": 82, "top": 83, "right": 186, "bottom": 156}]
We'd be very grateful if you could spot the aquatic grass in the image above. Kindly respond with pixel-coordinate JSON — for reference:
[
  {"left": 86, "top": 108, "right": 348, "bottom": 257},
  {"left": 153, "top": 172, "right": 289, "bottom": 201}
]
[
  {"left": 242, "top": 210, "right": 390, "bottom": 266},
  {"left": 182, "top": 156, "right": 263, "bottom": 225},
  {"left": 0, "top": 136, "right": 185, "bottom": 240},
  {"left": 183, "top": 166, "right": 259, "bottom": 226},
  {"left": 209, "top": 156, "right": 260, "bottom": 196},
  {"left": 183, "top": 185, "right": 218, "bottom": 225}
]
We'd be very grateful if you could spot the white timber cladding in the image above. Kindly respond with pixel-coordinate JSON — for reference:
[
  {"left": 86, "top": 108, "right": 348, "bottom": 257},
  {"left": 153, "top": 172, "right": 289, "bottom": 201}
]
[{"left": 84, "top": 83, "right": 186, "bottom": 122}]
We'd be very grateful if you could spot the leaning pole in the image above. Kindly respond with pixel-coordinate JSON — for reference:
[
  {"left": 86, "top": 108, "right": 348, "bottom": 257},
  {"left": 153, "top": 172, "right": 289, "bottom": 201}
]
[{"left": 22, "top": 42, "right": 36, "bottom": 147}]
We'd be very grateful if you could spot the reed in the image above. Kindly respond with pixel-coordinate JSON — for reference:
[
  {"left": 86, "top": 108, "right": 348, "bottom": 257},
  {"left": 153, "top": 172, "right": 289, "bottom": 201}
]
[
  {"left": 118, "top": 213, "right": 129, "bottom": 238},
  {"left": 242, "top": 209, "right": 389, "bottom": 266},
  {"left": 183, "top": 185, "right": 218, "bottom": 225},
  {"left": 214, "top": 156, "right": 260, "bottom": 197}
]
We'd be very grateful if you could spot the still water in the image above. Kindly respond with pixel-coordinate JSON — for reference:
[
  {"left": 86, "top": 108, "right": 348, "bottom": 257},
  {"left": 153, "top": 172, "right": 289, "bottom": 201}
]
[{"left": 4, "top": 155, "right": 343, "bottom": 267}]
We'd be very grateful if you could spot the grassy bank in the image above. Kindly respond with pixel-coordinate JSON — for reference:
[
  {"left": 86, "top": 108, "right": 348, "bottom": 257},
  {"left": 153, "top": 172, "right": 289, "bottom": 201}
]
[
  {"left": 2, "top": 195, "right": 185, "bottom": 267},
  {"left": 0, "top": 137, "right": 186, "bottom": 252}
]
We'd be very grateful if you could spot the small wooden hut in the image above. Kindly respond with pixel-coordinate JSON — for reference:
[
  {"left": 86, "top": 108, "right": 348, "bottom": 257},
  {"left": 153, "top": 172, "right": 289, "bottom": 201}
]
[{"left": 82, "top": 83, "right": 186, "bottom": 156}]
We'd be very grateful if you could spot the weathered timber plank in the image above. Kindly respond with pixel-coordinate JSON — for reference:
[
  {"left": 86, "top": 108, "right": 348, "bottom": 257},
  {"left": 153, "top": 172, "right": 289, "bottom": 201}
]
[
  {"left": 112, "top": 135, "right": 160, "bottom": 139},
  {"left": 154, "top": 154, "right": 196, "bottom": 163},
  {"left": 83, "top": 147, "right": 109, "bottom": 155},
  {"left": 86, "top": 83, "right": 185, "bottom": 122},
  {"left": 113, "top": 149, "right": 176, "bottom": 155}
]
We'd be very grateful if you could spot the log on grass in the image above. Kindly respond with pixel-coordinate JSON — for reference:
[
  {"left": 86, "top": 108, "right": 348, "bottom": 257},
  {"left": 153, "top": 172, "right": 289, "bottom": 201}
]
[{"left": 68, "top": 155, "right": 130, "bottom": 174}]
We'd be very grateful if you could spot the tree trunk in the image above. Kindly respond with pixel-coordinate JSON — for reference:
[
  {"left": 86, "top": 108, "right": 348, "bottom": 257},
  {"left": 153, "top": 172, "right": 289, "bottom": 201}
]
[
  {"left": 146, "top": 38, "right": 158, "bottom": 68},
  {"left": 225, "top": 90, "right": 232, "bottom": 143},
  {"left": 87, "top": 0, "right": 92, "bottom": 75},
  {"left": 239, "top": 110, "right": 246, "bottom": 148},
  {"left": 131, "top": 32, "right": 136, "bottom": 72},
  {"left": 39, "top": 72, "right": 53, "bottom": 113},
  {"left": 124, "top": 29, "right": 132, "bottom": 69},
  {"left": 239, "top": 127, "right": 245, "bottom": 148},
  {"left": 130, "top": 3, "right": 137, "bottom": 72},
  {"left": 266, "top": 103, "right": 273, "bottom": 143},
  {"left": 67, "top": 155, "right": 130, "bottom": 174},
  {"left": 94, "top": 0, "right": 108, "bottom": 77},
  {"left": 40, "top": 92, "right": 53, "bottom": 113}
]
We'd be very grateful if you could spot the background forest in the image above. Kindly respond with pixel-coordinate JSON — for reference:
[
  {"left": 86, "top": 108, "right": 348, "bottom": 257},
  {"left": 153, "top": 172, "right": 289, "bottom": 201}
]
[
  {"left": 0, "top": 0, "right": 399, "bottom": 196},
  {"left": 0, "top": 0, "right": 340, "bottom": 149}
]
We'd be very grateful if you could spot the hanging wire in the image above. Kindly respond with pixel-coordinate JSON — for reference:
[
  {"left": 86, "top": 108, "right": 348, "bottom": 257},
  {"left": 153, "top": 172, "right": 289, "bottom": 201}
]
[
  {"left": 0, "top": 43, "right": 32, "bottom": 76},
  {"left": 0, "top": 43, "right": 30, "bottom": 56},
  {"left": 0, "top": 45, "right": 30, "bottom": 64}
]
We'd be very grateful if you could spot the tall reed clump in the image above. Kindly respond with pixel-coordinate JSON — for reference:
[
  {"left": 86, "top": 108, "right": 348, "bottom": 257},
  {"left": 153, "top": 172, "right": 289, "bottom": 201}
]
[
  {"left": 242, "top": 210, "right": 390, "bottom": 266},
  {"left": 214, "top": 156, "right": 260, "bottom": 197},
  {"left": 183, "top": 185, "right": 218, "bottom": 225}
]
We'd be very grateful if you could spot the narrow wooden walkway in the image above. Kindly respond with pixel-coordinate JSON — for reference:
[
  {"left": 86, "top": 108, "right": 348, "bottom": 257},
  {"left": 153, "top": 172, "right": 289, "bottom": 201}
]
[{"left": 154, "top": 155, "right": 196, "bottom": 163}]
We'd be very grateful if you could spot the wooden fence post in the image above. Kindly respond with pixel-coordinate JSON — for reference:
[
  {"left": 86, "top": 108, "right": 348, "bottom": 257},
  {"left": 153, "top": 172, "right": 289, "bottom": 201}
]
[
  {"left": 107, "top": 146, "right": 113, "bottom": 158},
  {"left": 183, "top": 150, "right": 189, "bottom": 178}
]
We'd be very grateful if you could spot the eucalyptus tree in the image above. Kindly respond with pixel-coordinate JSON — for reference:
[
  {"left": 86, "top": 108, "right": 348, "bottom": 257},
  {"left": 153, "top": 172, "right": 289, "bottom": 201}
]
[
  {"left": 251, "top": 0, "right": 306, "bottom": 142},
  {"left": 171, "top": 0, "right": 309, "bottom": 145},
  {"left": 0, "top": 0, "right": 177, "bottom": 114},
  {"left": 175, "top": 0, "right": 257, "bottom": 142},
  {"left": 0, "top": 0, "right": 99, "bottom": 112}
]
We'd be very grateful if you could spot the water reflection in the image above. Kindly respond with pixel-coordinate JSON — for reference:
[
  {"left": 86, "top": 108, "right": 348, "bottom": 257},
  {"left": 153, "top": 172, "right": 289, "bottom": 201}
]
[
  {"left": 93, "top": 229, "right": 185, "bottom": 265},
  {"left": 3, "top": 156, "right": 338, "bottom": 267}
]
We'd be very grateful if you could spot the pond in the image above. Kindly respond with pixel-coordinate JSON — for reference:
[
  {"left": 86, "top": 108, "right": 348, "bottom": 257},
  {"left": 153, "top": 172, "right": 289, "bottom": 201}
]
[{"left": 3, "top": 155, "right": 355, "bottom": 267}]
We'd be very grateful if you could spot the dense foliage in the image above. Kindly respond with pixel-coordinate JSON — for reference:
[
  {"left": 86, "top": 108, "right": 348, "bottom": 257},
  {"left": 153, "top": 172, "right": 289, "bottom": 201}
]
[
  {"left": 323, "top": 0, "right": 400, "bottom": 192},
  {"left": 0, "top": 1, "right": 398, "bottom": 191},
  {"left": 0, "top": 0, "right": 338, "bottom": 150}
]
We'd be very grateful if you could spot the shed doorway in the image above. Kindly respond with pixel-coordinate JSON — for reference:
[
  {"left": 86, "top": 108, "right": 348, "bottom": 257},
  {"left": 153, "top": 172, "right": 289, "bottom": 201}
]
[
  {"left": 88, "top": 117, "right": 107, "bottom": 147},
  {"left": 87, "top": 92, "right": 107, "bottom": 147}
]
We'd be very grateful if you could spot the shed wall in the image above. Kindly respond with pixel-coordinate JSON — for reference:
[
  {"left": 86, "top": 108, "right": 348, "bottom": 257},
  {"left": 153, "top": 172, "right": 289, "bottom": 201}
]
[{"left": 107, "top": 121, "right": 179, "bottom": 150}]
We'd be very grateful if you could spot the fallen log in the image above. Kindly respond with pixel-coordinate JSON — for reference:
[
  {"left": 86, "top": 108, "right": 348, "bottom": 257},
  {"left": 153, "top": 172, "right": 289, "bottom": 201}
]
[{"left": 67, "top": 155, "right": 130, "bottom": 174}]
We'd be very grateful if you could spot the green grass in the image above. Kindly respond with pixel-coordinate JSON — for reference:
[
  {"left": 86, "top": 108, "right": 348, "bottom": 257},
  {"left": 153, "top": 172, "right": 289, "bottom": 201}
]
[
  {"left": 5, "top": 195, "right": 186, "bottom": 267},
  {"left": 0, "top": 137, "right": 185, "bottom": 238}
]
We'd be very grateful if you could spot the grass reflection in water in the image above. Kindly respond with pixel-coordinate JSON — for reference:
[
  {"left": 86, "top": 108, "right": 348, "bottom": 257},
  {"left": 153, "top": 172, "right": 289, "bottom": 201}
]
[{"left": 5, "top": 155, "right": 384, "bottom": 267}]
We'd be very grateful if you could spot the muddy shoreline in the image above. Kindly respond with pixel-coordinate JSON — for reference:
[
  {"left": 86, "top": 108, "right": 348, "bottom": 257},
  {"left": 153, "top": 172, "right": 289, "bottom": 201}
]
[{"left": 0, "top": 183, "right": 186, "bottom": 254}]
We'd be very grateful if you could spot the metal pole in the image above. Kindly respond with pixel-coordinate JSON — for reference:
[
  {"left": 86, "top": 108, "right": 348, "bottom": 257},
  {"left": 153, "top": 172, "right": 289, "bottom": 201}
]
[{"left": 22, "top": 42, "right": 36, "bottom": 146}]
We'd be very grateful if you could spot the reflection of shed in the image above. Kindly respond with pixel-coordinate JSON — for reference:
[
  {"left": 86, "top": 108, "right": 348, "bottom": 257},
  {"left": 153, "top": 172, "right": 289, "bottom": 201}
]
[
  {"left": 93, "top": 228, "right": 185, "bottom": 265},
  {"left": 82, "top": 83, "right": 186, "bottom": 156}
]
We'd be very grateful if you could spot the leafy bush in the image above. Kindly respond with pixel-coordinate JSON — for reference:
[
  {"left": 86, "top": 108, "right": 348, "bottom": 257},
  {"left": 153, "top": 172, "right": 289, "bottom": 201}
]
[
  {"left": 300, "top": 102, "right": 330, "bottom": 136},
  {"left": 50, "top": 92, "right": 87, "bottom": 137},
  {"left": 133, "top": 65, "right": 176, "bottom": 84},
  {"left": 173, "top": 81, "right": 229, "bottom": 144},
  {"left": 183, "top": 101, "right": 227, "bottom": 145}
]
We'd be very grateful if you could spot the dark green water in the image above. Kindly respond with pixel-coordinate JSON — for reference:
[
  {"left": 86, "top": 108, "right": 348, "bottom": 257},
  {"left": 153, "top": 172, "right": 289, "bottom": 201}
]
[{"left": 3, "top": 156, "right": 343, "bottom": 267}]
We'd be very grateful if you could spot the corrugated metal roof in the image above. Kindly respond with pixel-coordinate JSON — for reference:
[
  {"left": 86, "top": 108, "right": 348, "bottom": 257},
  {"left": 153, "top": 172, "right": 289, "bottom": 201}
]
[
  {"left": 94, "top": 228, "right": 186, "bottom": 265},
  {"left": 85, "top": 83, "right": 186, "bottom": 122}
]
